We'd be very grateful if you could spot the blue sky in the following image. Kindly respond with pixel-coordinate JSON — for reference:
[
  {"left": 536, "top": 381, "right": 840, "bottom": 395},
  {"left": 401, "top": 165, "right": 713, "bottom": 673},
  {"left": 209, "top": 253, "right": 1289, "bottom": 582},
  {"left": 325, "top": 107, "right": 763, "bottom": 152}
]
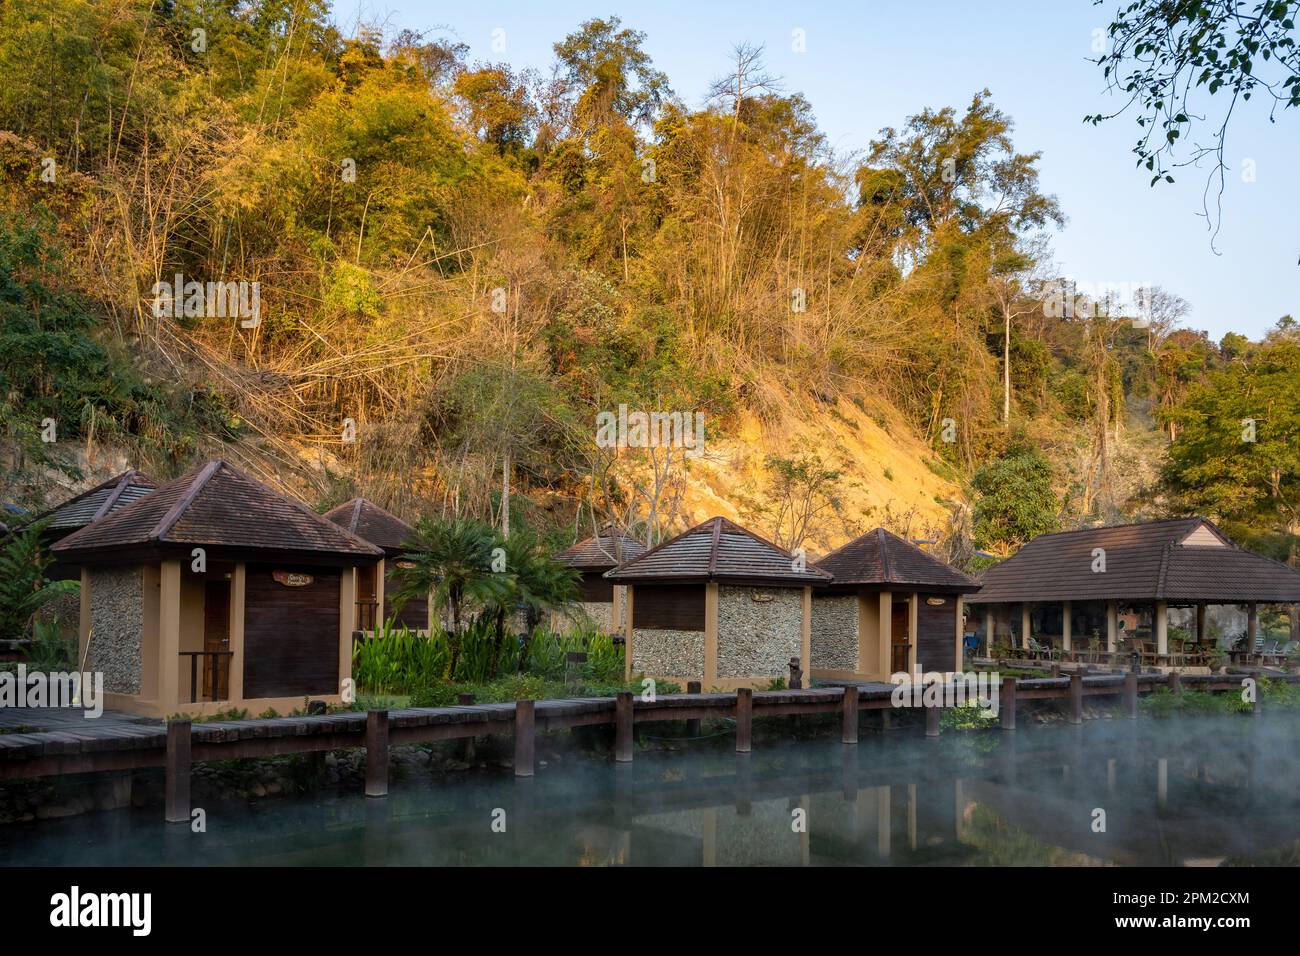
[{"left": 334, "top": 0, "right": 1298, "bottom": 341}]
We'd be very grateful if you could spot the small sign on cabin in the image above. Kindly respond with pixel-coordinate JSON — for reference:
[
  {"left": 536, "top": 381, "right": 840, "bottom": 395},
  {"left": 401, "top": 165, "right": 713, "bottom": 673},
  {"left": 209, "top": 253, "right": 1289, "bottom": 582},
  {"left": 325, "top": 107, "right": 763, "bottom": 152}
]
[
  {"left": 273, "top": 570, "right": 314, "bottom": 587},
  {"left": 751, "top": 591, "right": 774, "bottom": 603},
  {"left": 926, "top": 597, "right": 947, "bottom": 606}
]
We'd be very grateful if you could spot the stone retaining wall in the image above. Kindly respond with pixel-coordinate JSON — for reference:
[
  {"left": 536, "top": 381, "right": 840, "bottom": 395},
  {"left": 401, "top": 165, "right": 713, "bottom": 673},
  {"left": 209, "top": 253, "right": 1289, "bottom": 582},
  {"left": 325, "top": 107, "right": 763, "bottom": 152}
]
[
  {"left": 717, "top": 585, "right": 802, "bottom": 679},
  {"left": 632, "top": 627, "right": 704, "bottom": 678},
  {"left": 87, "top": 566, "right": 144, "bottom": 695},
  {"left": 811, "top": 594, "right": 859, "bottom": 670}
]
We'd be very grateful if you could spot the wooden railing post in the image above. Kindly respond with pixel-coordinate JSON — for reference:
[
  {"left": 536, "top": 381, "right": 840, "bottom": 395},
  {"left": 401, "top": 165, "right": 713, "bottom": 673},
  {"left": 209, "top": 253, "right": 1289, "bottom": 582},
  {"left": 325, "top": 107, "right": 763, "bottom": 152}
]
[
  {"left": 686, "top": 680, "right": 701, "bottom": 738},
  {"left": 841, "top": 685, "right": 859, "bottom": 744},
  {"left": 365, "top": 710, "right": 389, "bottom": 797},
  {"left": 1168, "top": 670, "right": 1181, "bottom": 696},
  {"left": 1069, "top": 672, "right": 1083, "bottom": 724},
  {"left": 925, "top": 703, "right": 941, "bottom": 737},
  {"left": 514, "top": 699, "right": 535, "bottom": 777},
  {"left": 1123, "top": 672, "right": 1138, "bottom": 718},
  {"left": 735, "top": 687, "right": 752, "bottom": 753},
  {"left": 1000, "top": 676, "right": 1017, "bottom": 732},
  {"left": 456, "top": 693, "right": 477, "bottom": 762},
  {"left": 615, "top": 691, "right": 634, "bottom": 762},
  {"left": 165, "top": 719, "right": 191, "bottom": 824}
]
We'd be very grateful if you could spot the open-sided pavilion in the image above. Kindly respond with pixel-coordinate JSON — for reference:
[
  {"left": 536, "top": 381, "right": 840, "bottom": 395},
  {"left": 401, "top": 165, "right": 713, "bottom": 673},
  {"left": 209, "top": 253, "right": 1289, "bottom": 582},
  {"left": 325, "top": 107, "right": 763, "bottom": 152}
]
[{"left": 967, "top": 518, "right": 1300, "bottom": 669}]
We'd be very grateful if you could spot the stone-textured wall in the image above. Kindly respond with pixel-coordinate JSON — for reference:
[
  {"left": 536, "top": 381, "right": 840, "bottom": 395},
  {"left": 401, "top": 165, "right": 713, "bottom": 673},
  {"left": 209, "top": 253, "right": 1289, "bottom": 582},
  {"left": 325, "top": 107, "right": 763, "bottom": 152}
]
[
  {"left": 556, "top": 592, "right": 627, "bottom": 636},
  {"left": 811, "top": 594, "right": 859, "bottom": 670},
  {"left": 632, "top": 628, "right": 704, "bottom": 677},
  {"left": 579, "top": 600, "right": 613, "bottom": 632},
  {"left": 87, "top": 566, "right": 144, "bottom": 695},
  {"left": 717, "top": 585, "right": 803, "bottom": 679}
]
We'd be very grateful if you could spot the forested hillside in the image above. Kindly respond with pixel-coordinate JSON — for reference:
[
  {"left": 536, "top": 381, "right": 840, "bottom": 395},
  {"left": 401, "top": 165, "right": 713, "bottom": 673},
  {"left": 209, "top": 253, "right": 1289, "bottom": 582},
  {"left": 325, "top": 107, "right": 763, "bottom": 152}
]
[{"left": 1, "top": 1, "right": 1295, "bottom": 567}]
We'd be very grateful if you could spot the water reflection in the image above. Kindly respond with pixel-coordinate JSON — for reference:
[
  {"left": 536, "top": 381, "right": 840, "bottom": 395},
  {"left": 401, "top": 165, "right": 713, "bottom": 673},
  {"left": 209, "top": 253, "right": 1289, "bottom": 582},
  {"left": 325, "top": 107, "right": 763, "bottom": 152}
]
[{"left": 3, "top": 715, "right": 1299, "bottom": 866}]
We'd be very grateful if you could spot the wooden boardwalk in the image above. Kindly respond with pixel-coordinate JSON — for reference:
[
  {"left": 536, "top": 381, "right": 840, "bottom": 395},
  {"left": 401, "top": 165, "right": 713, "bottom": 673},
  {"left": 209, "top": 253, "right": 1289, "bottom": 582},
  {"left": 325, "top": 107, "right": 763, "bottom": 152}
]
[{"left": 1, "top": 671, "right": 1293, "bottom": 823}]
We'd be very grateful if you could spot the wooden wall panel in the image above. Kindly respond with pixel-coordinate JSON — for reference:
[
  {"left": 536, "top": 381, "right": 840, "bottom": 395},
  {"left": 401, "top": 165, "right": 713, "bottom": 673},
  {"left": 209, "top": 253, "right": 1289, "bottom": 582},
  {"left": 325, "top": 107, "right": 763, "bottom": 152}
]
[
  {"left": 915, "top": 593, "right": 956, "bottom": 673},
  {"left": 384, "top": 576, "right": 428, "bottom": 631},
  {"left": 632, "top": 583, "right": 706, "bottom": 631},
  {"left": 243, "top": 564, "right": 340, "bottom": 698},
  {"left": 579, "top": 572, "right": 614, "bottom": 603}
]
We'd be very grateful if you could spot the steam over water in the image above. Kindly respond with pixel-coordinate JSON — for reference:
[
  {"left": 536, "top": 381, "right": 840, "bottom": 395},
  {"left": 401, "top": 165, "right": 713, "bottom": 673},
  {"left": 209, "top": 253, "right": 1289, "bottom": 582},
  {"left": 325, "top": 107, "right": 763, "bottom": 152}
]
[{"left": 5, "top": 715, "right": 1300, "bottom": 866}]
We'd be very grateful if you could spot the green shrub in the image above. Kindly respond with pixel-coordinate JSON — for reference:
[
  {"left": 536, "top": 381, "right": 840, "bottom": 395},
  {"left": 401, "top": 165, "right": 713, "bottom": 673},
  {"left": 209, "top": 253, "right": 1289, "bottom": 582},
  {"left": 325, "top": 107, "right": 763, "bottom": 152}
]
[{"left": 351, "top": 622, "right": 449, "bottom": 693}]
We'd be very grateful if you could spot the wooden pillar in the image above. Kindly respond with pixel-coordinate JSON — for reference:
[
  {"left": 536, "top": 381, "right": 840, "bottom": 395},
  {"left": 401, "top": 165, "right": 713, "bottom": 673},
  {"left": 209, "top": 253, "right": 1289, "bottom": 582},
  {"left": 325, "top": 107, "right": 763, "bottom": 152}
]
[
  {"left": 227, "top": 563, "right": 246, "bottom": 703},
  {"left": 925, "top": 703, "right": 941, "bottom": 737},
  {"left": 735, "top": 687, "right": 752, "bottom": 753},
  {"left": 685, "top": 680, "right": 701, "bottom": 737},
  {"left": 615, "top": 691, "right": 634, "bottom": 762},
  {"left": 514, "top": 699, "right": 535, "bottom": 777},
  {"left": 841, "top": 685, "right": 859, "bottom": 744},
  {"left": 159, "top": 560, "right": 182, "bottom": 710},
  {"left": 338, "top": 566, "right": 357, "bottom": 698},
  {"left": 1123, "top": 672, "right": 1138, "bottom": 718},
  {"left": 78, "top": 568, "right": 92, "bottom": 667},
  {"left": 878, "top": 590, "right": 893, "bottom": 677},
  {"left": 1106, "top": 600, "right": 1119, "bottom": 654},
  {"left": 1062, "top": 600, "right": 1072, "bottom": 653},
  {"left": 1155, "top": 600, "right": 1169, "bottom": 658},
  {"left": 365, "top": 710, "right": 389, "bottom": 797},
  {"left": 1196, "top": 603, "right": 1207, "bottom": 644},
  {"left": 1069, "top": 672, "right": 1083, "bottom": 724},
  {"left": 984, "top": 608, "right": 994, "bottom": 655},
  {"left": 1000, "top": 676, "right": 1016, "bottom": 731},
  {"left": 954, "top": 595, "right": 964, "bottom": 671},
  {"left": 1021, "top": 603, "right": 1031, "bottom": 651},
  {"left": 164, "top": 719, "right": 191, "bottom": 823},
  {"left": 908, "top": 593, "right": 919, "bottom": 674},
  {"left": 704, "top": 582, "right": 719, "bottom": 687},
  {"left": 609, "top": 585, "right": 621, "bottom": 636},
  {"left": 1247, "top": 602, "right": 1259, "bottom": 654}
]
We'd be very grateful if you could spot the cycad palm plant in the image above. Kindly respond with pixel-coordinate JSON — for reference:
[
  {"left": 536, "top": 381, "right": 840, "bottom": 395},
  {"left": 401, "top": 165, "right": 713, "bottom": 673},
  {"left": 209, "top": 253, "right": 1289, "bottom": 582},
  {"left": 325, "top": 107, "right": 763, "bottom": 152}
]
[
  {"left": 0, "top": 519, "right": 78, "bottom": 641},
  {"left": 490, "top": 529, "right": 579, "bottom": 674},
  {"left": 389, "top": 515, "right": 510, "bottom": 679}
]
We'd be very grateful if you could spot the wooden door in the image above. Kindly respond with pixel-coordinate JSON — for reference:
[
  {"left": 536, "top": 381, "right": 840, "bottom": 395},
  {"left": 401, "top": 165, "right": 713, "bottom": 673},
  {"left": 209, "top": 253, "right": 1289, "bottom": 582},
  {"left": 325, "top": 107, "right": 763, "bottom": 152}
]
[
  {"left": 356, "top": 564, "right": 378, "bottom": 631},
  {"left": 891, "top": 600, "right": 911, "bottom": 674},
  {"left": 203, "top": 580, "right": 231, "bottom": 701}
]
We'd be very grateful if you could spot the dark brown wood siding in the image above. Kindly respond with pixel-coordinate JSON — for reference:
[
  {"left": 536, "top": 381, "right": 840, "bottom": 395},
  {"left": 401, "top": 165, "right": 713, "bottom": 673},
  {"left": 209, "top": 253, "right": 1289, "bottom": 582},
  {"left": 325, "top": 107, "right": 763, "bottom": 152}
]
[
  {"left": 384, "top": 570, "right": 428, "bottom": 631},
  {"left": 915, "top": 593, "right": 956, "bottom": 672},
  {"left": 243, "top": 563, "right": 340, "bottom": 699},
  {"left": 579, "top": 572, "right": 614, "bottom": 603},
  {"left": 633, "top": 583, "right": 706, "bottom": 631}
]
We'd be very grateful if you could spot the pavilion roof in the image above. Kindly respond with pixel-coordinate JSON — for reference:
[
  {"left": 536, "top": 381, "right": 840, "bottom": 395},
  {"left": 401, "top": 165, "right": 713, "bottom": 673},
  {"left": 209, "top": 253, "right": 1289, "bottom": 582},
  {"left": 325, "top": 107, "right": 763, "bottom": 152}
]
[
  {"left": 26, "top": 470, "right": 157, "bottom": 535},
  {"left": 968, "top": 517, "right": 1300, "bottom": 604},
  {"left": 814, "top": 527, "right": 980, "bottom": 593},
  {"left": 554, "top": 525, "right": 647, "bottom": 571},
  {"left": 323, "top": 498, "right": 416, "bottom": 555},
  {"left": 52, "top": 460, "right": 382, "bottom": 566},
  {"left": 605, "top": 516, "right": 831, "bottom": 586}
]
